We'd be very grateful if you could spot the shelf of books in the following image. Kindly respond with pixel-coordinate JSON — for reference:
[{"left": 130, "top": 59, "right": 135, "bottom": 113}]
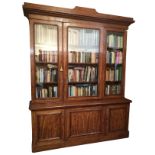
[
  {"left": 34, "top": 24, "right": 58, "bottom": 99},
  {"left": 105, "top": 32, "right": 123, "bottom": 96},
  {"left": 68, "top": 27, "right": 99, "bottom": 97}
]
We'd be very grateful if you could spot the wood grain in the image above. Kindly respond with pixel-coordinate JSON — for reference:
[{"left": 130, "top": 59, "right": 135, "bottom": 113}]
[{"left": 23, "top": 2, "right": 133, "bottom": 152}]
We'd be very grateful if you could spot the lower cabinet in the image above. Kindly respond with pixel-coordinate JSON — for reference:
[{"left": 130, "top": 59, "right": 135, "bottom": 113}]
[{"left": 31, "top": 103, "right": 130, "bottom": 152}]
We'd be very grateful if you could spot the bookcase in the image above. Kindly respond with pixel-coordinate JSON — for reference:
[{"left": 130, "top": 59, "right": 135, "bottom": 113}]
[{"left": 23, "top": 2, "right": 134, "bottom": 152}]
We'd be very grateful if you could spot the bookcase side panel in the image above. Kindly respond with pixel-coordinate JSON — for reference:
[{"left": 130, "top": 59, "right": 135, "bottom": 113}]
[{"left": 29, "top": 20, "right": 36, "bottom": 100}]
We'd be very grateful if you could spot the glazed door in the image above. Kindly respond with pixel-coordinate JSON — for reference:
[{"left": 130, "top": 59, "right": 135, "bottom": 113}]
[
  {"left": 30, "top": 20, "right": 63, "bottom": 101},
  {"left": 63, "top": 22, "right": 104, "bottom": 101},
  {"left": 104, "top": 30, "right": 127, "bottom": 97}
]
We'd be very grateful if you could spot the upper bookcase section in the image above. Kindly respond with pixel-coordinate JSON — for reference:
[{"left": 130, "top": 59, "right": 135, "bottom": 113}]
[{"left": 23, "top": 2, "right": 134, "bottom": 27}]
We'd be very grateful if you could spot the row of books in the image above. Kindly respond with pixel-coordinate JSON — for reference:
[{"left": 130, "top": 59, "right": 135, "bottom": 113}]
[
  {"left": 36, "top": 86, "right": 58, "bottom": 98},
  {"left": 107, "top": 34, "right": 123, "bottom": 49},
  {"left": 105, "top": 84, "right": 121, "bottom": 95},
  {"left": 35, "top": 24, "right": 57, "bottom": 45},
  {"left": 106, "top": 50, "right": 123, "bottom": 64},
  {"left": 68, "top": 84, "right": 97, "bottom": 97},
  {"left": 68, "top": 66, "right": 97, "bottom": 82},
  {"left": 105, "top": 66, "right": 122, "bottom": 81},
  {"left": 68, "top": 28, "right": 99, "bottom": 52},
  {"left": 35, "top": 49, "right": 58, "bottom": 63},
  {"left": 68, "top": 51, "right": 99, "bottom": 63},
  {"left": 36, "top": 67, "right": 57, "bottom": 83}
]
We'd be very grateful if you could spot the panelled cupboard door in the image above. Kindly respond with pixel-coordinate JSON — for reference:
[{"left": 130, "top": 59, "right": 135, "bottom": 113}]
[
  {"left": 63, "top": 22, "right": 105, "bottom": 101},
  {"left": 106, "top": 104, "right": 129, "bottom": 135},
  {"left": 65, "top": 106, "right": 106, "bottom": 143},
  {"left": 32, "top": 109, "right": 64, "bottom": 152},
  {"left": 29, "top": 20, "right": 63, "bottom": 101}
]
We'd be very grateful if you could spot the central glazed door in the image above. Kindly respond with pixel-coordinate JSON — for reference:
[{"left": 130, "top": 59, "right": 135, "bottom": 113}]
[{"left": 63, "top": 22, "right": 104, "bottom": 101}]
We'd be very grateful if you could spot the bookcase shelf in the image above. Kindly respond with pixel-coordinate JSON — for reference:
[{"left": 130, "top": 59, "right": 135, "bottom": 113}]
[
  {"left": 36, "top": 82, "right": 58, "bottom": 85},
  {"left": 36, "top": 62, "right": 58, "bottom": 65},
  {"left": 105, "top": 81, "right": 121, "bottom": 84},
  {"left": 106, "top": 64, "right": 122, "bottom": 67},
  {"left": 23, "top": 2, "right": 134, "bottom": 152},
  {"left": 68, "top": 63, "right": 98, "bottom": 66},
  {"left": 68, "top": 81, "right": 98, "bottom": 84},
  {"left": 107, "top": 47, "right": 123, "bottom": 51}
]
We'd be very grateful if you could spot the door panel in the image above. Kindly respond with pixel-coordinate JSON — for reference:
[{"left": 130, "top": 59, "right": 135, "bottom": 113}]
[
  {"left": 32, "top": 109, "right": 64, "bottom": 146},
  {"left": 65, "top": 106, "right": 105, "bottom": 139},
  {"left": 106, "top": 104, "right": 129, "bottom": 132}
]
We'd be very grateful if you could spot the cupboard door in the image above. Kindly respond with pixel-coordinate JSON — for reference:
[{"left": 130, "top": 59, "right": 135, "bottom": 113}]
[
  {"left": 65, "top": 106, "right": 105, "bottom": 139},
  {"left": 105, "top": 31, "right": 127, "bottom": 97},
  {"left": 32, "top": 109, "right": 64, "bottom": 151},
  {"left": 106, "top": 104, "right": 129, "bottom": 133},
  {"left": 63, "top": 22, "right": 104, "bottom": 100},
  {"left": 30, "top": 20, "right": 63, "bottom": 101}
]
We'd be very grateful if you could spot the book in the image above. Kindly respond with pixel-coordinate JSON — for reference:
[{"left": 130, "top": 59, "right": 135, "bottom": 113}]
[
  {"left": 36, "top": 65, "right": 58, "bottom": 83},
  {"left": 107, "top": 33, "right": 123, "bottom": 49},
  {"left": 35, "top": 24, "right": 57, "bottom": 47},
  {"left": 105, "top": 84, "right": 121, "bottom": 95},
  {"left": 68, "top": 66, "right": 97, "bottom": 82},
  {"left": 35, "top": 49, "right": 58, "bottom": 63},
  {"left": 106, "top": 50, "right": 123, "bottom": 64},
  {"left": 68, "top": 27, "right": 99, "bottom": 53},
  {"left": 36, "top": 86, "right": 58, "bottom": 98},
  {"left": 105, "top": 66, "right": 122, "bottom": 82},
  {"left": 68, "top": 84, "right": 97, "bottom": 97},
  {"left": 68, "top": 51, "right": 99, "bottom": 63}
]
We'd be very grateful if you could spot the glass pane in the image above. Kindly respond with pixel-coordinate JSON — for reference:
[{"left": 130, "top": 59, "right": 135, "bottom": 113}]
[
  {"left": 105, "top": 32, "right": 123, "bottom": 96},
  {"left": 68, "top": 27, "right": 99, "bottom": 97},
  {"left": 34, "top": 24, "right": 58, "bottom": 99}
]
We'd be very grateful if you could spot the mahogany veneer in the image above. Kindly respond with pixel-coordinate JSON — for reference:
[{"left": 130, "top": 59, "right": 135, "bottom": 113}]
[{"left": 23, "top": 2, "right": 134, "bottom": 152}]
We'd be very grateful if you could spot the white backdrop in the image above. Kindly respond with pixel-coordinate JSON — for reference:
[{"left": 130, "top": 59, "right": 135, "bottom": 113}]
[{"left": 0, "top": 0, "right": 155, "bottom": 154}]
